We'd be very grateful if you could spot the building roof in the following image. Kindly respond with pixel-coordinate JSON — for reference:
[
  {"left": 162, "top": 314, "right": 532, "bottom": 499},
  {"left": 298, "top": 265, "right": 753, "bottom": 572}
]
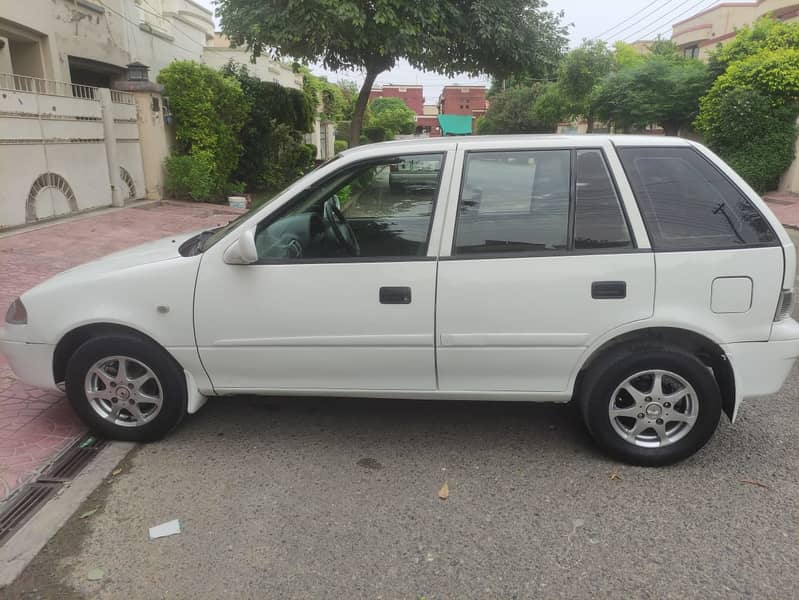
[{"left": 438, "top": 114, "right": 473, "bottom": 135}]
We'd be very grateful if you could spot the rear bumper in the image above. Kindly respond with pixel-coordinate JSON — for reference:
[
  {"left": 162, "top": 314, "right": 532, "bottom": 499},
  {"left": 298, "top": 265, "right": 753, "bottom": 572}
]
[
  {"left": 0, "top": 339, "right": 57, "bottom": 390},
  {"left": 723, "top": 319, "right": 799, "bottom": 420}
]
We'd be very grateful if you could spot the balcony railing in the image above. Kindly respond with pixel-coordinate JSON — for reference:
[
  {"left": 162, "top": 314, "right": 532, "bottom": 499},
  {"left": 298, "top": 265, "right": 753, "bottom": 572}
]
[
  {"left": 110, "top": 90, "right": 136, "bottom": 105},
  {"left": 0, "top": 73, "right": 99, "bottom": 100}
]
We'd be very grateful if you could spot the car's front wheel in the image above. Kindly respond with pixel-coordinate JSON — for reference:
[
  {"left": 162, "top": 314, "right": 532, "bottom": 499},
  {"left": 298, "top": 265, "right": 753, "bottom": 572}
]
[
  {"left": 580, "top": 346, "right": 722, "bottom": 466},
  {"left": 65, "top": 334, "right": 187, "bottom": 441}
]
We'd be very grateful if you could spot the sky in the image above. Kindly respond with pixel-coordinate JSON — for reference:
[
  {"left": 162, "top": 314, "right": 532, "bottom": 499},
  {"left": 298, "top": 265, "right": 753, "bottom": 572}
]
[{"left": 200, "top": 0, "right": 738, "bottom": 103}]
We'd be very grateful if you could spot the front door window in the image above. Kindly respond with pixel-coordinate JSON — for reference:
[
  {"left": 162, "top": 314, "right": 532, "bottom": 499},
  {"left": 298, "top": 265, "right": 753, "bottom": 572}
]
[{"left": 254, "top": 154, "right": 445, "bottom": 261}]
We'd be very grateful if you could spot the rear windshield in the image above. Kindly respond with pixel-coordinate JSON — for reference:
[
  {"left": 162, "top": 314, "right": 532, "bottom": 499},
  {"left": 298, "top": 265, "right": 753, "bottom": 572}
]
[{"left": 617, "top": 146, "right": 778, "bottom": 251}]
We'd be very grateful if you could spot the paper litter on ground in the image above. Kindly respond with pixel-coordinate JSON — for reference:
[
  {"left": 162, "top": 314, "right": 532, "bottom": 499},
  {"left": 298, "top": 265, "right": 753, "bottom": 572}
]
[{"left": 149, "top": 519, "right": 181, "bottom": 539}]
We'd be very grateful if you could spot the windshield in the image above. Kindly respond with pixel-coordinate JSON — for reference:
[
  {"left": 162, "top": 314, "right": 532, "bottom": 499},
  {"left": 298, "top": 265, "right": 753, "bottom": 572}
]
[{"left": 199, "top": 155, "right": 343, "bottom": 252}]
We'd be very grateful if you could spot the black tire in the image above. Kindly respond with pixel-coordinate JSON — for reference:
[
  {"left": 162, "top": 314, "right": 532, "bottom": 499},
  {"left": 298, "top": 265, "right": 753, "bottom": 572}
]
[
  {"left": 65, "top": 334, "right": 187, "bottom": 442},
  {"left": 579, "top": 346, "right": 721, "bottom": 467}
]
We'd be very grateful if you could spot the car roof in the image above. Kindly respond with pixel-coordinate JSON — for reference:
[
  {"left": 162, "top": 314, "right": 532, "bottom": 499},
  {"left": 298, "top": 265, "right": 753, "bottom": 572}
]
[{"left": 341, "top": 134, "right": 693, "bottom": 157}]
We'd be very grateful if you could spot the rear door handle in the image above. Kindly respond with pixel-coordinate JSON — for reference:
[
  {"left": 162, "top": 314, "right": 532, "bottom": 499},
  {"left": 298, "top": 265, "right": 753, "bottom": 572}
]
[
  {"left": 380, "top": 286, "right": 412, "bottom": 304},
  {"left": 592, "top": 281, "right": 626, "bottom": 299}
]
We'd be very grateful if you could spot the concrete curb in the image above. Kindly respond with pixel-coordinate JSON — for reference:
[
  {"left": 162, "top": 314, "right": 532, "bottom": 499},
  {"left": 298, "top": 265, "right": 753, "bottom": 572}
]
[{"left": 0, "top": 441, "right": 135, "bottom": 589}]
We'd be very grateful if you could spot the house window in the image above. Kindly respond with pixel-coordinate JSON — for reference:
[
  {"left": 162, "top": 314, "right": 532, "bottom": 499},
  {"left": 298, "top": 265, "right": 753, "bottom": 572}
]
[{"left": 683, "top": 45, "right": 700, "bottom": 59}]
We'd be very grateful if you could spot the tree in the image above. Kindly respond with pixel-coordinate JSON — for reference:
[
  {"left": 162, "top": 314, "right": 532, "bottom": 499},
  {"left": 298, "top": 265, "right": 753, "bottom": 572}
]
[
  {"left": 217, "top": 0, "right": 568, "bottom": 145},
  {"left": 368, "top": 97, "right": 416, "bottom": 139},
  {"left": 478, "top": 84, "right": 557, "bottom": 134},
  {"left": 612, "top": 41, "right": 643, "bottom": 69},
  {"left": 592, "top": 55, "right": 709, "bottom": 136},
  {"left": 555, "top": 40, "right": 614, "bottom": 132},
  {"left": 519, "top": 40, "right": 614, "bottom": 132},
  {"left": 157, "top": 61, "right": 248, "bottom": 198}
]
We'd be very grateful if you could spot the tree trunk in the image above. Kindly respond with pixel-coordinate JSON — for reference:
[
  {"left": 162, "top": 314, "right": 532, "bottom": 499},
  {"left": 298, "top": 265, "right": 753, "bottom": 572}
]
[
  {"left": 586, "top": 113, "right": 595, "bottom": 134},
  {"left": 663, "top": 122, "right": 680, "bottom": 137},
  {"left": 350, "top": 67, "right": 382, "bottom": 147}
]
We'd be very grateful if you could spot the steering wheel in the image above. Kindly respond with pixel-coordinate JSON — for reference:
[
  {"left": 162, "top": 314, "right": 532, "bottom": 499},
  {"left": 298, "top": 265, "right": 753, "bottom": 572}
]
[{"left": 323, "top": 198, "right": 360, "bottom": 256}]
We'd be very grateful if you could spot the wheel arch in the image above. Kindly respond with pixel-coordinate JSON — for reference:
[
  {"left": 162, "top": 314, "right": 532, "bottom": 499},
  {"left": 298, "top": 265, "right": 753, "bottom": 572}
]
[
  {"left": 573, "top": 327, "right": 735, "bottom": 421},
  {"left": 53, "top": 322, "right": 176, "bottom": 387}
]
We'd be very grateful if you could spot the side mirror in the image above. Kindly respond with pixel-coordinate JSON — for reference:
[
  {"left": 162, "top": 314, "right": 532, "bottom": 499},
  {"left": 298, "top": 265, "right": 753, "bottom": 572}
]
[{"left": 223, "top": 228, "right": 258, "bottom": 264}]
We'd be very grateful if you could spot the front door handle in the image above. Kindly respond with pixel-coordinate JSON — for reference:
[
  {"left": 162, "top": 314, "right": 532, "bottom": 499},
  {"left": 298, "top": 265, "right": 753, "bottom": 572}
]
[
  {"left": 592, "top": 281, "right": 627, "bottom": 299},
  {"left": 380, "top": 286, "right": 411, "bottom": 304}
]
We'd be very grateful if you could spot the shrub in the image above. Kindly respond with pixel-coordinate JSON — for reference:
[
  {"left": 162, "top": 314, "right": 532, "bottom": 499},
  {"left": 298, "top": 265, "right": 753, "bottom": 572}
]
[
  {"left": 696, "top": 39, "right": 799, "bottom": 192},
  {"left": 334, "top": 140, "right": 349, "bottom": 154},
  {"left": 164, "top": 151, "right": 217, "bottom": 201},
  {"left": 698, "top": 88, "right": 797, "bottom": 193},
  {"left": 363, "top": 126, "right": 387, "bottom": 142},
  {"left": 708, "top": 17, "right": 799, "bottom": 80},
  {"left": 157, "top": 62, "right": 248, "bottom": 198},
  {"left": 221, "top": 63, "right": 316, "bottom": 193}
]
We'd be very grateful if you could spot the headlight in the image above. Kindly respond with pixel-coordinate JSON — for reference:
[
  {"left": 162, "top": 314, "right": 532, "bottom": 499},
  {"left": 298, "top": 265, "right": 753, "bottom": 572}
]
[{"left": 5, "top": 297, "right": 27, "bottom": 324}]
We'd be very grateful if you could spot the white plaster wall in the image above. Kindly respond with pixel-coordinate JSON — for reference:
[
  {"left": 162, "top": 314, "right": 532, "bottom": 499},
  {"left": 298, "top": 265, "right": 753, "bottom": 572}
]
[
  {"left": 116, "top": 141, "right": 146, "bottom": 200},
  {"left": 0, "top": 87, "right": 115, "bottom": 227},
  {"left": 133, "top": 91, "right": 171, "bottom": 200},
  {"left": 44, "top": 142, "right": 112, "bottom": 212},
  {"left": 112, "top": 101, "right": 137, "bottom": 121},
  {"left": 202, "top": 48, "right": 303, "bottom": 90},
  {"left": 0, "top": 38, "right": 13, "bottom": 74},
  {"left": 0, "top": 145, "right": 48, "bottom": 227},
  {"left": 114, "top": 121, "right": 141, "bottom": 140}
]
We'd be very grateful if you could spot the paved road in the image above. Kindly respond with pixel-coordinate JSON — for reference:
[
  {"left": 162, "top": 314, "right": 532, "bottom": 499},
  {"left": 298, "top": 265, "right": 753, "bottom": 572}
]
[{"left": 3, "top": 234, "right": 799, "bottom": 600}]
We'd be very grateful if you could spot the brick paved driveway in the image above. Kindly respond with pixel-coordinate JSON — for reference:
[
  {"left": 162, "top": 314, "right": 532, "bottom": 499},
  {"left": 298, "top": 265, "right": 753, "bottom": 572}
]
[{"left": 0, "top": 202, "right": 243, "bottom": 501}]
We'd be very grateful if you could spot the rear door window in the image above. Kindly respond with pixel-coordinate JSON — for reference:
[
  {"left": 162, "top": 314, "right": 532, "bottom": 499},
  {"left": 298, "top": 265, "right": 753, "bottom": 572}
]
[
  {"left": 617, "top": 147, "right": 777, "bottom": 250},
  {"left": 453, "top": 150, "right": 571, "bottom": 254},
  {"left": 574, "top": 149, "right": 632, "bottom": 249}
]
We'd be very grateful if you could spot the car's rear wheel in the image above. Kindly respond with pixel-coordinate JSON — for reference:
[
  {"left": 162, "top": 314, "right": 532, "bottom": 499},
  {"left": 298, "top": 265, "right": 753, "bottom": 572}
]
[
  {"left": 65, "top": 334, "right": 186, "bottom": 441},
  {"left": 580, "top": 346, "right": 722, "bottom": 466}
]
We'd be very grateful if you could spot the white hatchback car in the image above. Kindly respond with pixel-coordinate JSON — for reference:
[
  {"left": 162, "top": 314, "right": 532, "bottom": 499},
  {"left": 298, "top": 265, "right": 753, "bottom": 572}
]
[{"left": 3, "top": 135, "right": 798, "bottom": 466}]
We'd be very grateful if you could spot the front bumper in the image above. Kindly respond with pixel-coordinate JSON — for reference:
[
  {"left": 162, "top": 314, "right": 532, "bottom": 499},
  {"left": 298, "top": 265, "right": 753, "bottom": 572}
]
[
  {"left": 0, "top": 338, "right": 57, "bottom": 390},
  {"left": 723, "top": 319, "right": 799, "bottom": 420}
]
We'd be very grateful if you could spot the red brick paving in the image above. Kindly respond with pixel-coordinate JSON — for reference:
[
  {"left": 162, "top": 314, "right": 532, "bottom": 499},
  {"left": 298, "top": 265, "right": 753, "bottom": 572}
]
[
  {"left": 764, "top": 191, "right": 799, "bottom": 229},
  {"left": 0, "top": 201, "right": 244, "bottom": 501}
]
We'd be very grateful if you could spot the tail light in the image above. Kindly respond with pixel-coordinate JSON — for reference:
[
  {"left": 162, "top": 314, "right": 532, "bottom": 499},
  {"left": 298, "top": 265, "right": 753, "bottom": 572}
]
[{"left": 774, "top": 289, "right": 795, "bottom": 321}]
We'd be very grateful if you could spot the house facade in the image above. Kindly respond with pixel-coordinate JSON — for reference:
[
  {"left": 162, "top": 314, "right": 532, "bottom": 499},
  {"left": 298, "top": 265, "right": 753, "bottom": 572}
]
[
  {"left": 368, "top": 84, "right": 424, "bottom": 116},
  {"left": 0, "top": 0, "right": 312, "bottom": 230},
  {"left": 672, "top": 0, "right": 799, "bottom": 60},
  {"left": 437, "top": 85, "right": 487, "bottom": 134}
]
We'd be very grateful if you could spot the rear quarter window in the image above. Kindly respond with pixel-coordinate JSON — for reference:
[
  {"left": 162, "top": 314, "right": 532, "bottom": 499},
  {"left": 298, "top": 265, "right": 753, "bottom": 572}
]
[{"left": 617, "top": 147, "right": 777, "bottom": 250}]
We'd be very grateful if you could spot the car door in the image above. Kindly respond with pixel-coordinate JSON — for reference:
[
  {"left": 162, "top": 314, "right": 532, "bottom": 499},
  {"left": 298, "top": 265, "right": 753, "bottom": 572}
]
[
  {"left": 435, "top": 139, "right": 655, "bottom": 394},
  {"left": 194, "top": 149, "right": 454, "bottom": 393}
]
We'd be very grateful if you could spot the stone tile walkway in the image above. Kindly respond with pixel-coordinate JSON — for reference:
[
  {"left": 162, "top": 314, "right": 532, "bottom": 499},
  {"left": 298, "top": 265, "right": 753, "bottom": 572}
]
[
  {"left": 0, "top": 202, "right": 244, "bottom": 501},
  {"left": 764, "top": 191, "right": 799, "bottom": 229}
]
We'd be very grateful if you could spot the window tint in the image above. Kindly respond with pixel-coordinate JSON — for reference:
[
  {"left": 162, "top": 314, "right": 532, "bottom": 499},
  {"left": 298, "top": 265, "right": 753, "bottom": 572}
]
[
  {"left": 254, "top": 154, "right": 443, "bottom": 260},
  {"left": 574, "top": 150, "right": 632, "bottom": 249},
  {"left": 618, "top": 147, "right": 777, "bottom": 250},
  {"left": 454, "top": 150, "right": 570, "bottom": 254}
]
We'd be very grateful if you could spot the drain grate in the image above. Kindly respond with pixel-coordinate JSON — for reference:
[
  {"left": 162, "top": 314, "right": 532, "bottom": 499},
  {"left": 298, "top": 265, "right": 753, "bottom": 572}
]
[
  {"left": 38, "top": 437, "right": 108, "bottom": 483},
  {"left": 0, "top": 435, "right": 108, "bottom": 546},
  {"left": 0, "top": 482, "right": 60, "bottom": 545}
]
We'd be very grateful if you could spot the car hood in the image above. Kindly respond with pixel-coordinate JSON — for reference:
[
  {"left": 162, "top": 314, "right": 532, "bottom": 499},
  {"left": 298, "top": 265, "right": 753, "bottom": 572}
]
[{"left": 30, "top": 230, "right": 201, "bottom": 290}]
